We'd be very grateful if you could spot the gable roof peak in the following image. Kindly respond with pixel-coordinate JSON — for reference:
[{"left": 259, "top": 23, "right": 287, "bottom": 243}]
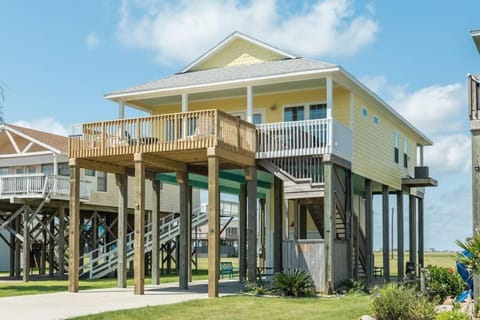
[{"left": 179, "top": 31, "right": 298, "bottom": 74}]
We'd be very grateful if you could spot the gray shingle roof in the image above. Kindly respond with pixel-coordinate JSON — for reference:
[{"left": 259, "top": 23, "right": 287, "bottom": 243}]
[{"left": 106, "top": 58, "right": 336, "bottom": 97}]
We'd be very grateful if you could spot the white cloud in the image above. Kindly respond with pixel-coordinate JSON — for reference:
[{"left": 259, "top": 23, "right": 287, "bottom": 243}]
[
  {"left": 360, "top": 75, "right": 387, "bottom": 95},
  {"left": 13, "top": 117, "right": 69, "bottom": 136},
  {"left": 389, "top": 83, "right": 466, "bottom": 137},
  {"left": 85, "top": 32, "right": 100, "bottom": 50},
  {"left": 425, "top": 134, "right": 471, "bottom": 174},
  {"left": 116, "top": 0, "right": 378, "bottom": 65}
]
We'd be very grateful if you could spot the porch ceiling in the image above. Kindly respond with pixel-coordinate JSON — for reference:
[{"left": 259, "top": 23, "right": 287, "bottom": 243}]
[
  {"left": 157, "top": 169, "right": 273, "bottom": 198},
  {"left": 131, "top": 78, "right": 328, "bottom": 110}
]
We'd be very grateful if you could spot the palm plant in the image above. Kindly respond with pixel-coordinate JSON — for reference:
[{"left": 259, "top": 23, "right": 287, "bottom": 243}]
[
  {"left": 456, "top": 232, "right": 480, "bottom": 277},
  {"left": 270, "top": 269, "right": 316, "bottom": 297}
]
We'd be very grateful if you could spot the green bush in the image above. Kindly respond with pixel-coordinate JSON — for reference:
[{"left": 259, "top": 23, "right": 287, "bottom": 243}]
[
  {"left": 436, "top": 309, "right": 470, "bottom": 320},
  {"left": 243, "top": 280, "right": 269, "bottom": 296},
  {"left": 372, "top": 285, "right": 437, "bottom": 320},
  {"left": 425, "top": 265, "right": 466, "bottom": 301},
  {"left": 270, "top": 269, "right": 316, "bottom": 297},
  {"left": 337, "top": 278, "right": 370, "bottom": 295}
]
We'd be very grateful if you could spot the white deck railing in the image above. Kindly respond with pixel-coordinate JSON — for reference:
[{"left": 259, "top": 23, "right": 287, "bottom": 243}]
[
  {"left": 0, "top": 173, "right": 91, "bottom": 200},
  {"left": 256, "top": 118, "right": 352, "bottom": 161}
]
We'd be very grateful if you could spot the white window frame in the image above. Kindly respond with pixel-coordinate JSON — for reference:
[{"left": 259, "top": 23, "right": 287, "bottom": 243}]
[
  {"left": 229, "top": 108, "right": 265, "bottom": 124},
  {"left": 282, "top": 101, "right": 327, "bottom": 121},
  {"left": 393, "top": 131, "right": 400, "bottom": 164},
  {"left": 403, "top": 138, "right": 409, "bottom": 169}
]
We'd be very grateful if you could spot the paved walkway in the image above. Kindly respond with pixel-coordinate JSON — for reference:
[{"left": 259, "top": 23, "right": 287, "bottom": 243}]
[{"left": 0, "top": 280, "right": 243, "bottom": 320}]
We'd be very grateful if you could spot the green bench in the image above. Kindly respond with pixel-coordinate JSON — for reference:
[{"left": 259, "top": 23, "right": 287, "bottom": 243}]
[{"left": 220, "top": 261, "right": 234, "bottom": 279}]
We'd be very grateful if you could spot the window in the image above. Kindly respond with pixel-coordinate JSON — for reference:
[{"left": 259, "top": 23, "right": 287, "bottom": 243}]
[
  {"left": 309, "top": 104, "right": 327, "bottom": 120},
  {"left": 0, "top": 167, "right": 8, "bottom": 175},
  {"left": 27, "top": 166, "right": 36, "bottom": 174},
  {"left": 97, "top": 171, "right": 107, "bottom": 192},
  {"left": 41, "top": 164, "right": 54, "bottom": 175},
  {"left": 403, "top": 138, "right": 409, "bottom": 168},
  {"left": 373, "top": 115, "right": 379, "bottom": 125},
  {"left": 284, "top": 106, "right": 304, "bottom": 121},
  {"left": 252, "top": 113, "right": 263, "bottom": 125},
  {"left": 85, "top": 169, "right": 95, "bottom": 177},
  {"left": 362, "top": 107, "right": 368, "bottom": 118},
  {"left": 15, "top": 168, "right": 24, "bottom": 174},
  {"left": 58, "top": 163, "right": 69, "bottom": 176},
  {"left": 393, "top": 131, "right": 399, "bottom": 164}
]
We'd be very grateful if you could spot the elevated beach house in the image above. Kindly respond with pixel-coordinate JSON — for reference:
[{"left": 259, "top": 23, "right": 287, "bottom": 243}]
[
  {"left": 0, "top": 124, "right": 195, "bottom": 281},
  {"left": 68, "top": 32, "right": 436, "bottom": 296}
]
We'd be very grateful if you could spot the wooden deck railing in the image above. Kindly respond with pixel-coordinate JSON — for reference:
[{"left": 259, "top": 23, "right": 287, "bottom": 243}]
[
  {"left": 69, "top": 110, "right": 256, "bottom": 159},
  {"left": 0, "top": 174, "right": 91, "bottom": 200},
  {"left": 256, "top": 118, "right": 352, "bottom": 161}
]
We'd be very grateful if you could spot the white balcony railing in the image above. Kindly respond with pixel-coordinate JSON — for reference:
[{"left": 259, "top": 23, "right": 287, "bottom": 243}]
[
  {"left": 0, "top": 173, "right": 91, "bottom": 200},
  {"left": 256, "top": 118, "right": 352, "bottom": 161}
]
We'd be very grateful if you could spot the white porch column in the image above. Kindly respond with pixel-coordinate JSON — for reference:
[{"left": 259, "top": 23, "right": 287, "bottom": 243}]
[
  {"left": 182, "top": 93, "right": 188, "bottom": 112},
  {"left": 53, "top": 154, "right": 58, "bottom": 175},
  {"left": 118, "top": 102, "right": 125, "bottom": 119},
  {"left": 246, "top": 86, "right": 253, "bottom": 123},
  {"left": 326, "top": 76, "right": 333, "bottom": 118},
  {"left": 419, "top": 145, "right": 424, "bottom": 166},
  {"left": 182, "top": 93, "right": 188, "bottom": 138}
]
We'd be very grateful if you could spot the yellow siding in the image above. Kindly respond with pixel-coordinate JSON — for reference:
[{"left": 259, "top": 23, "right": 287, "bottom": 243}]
[
  {"left": 332, "top": 87, "right": 351, "bottom": 128},
  {"left": 192, "top": 38, "right": 286, "bottom": 71},
  {"left": 351, "top": 95, "right": 418, "bottom": 190}
]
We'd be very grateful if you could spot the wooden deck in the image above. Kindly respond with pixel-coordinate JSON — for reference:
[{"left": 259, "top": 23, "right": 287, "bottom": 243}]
[{"left": 69, "top": 109, "right": 256, "bottom": 170}]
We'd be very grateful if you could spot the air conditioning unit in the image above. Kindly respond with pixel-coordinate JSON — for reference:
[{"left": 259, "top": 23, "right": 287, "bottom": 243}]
[{"left": 414, "top": 166, "right": 429, "bottom": 179}]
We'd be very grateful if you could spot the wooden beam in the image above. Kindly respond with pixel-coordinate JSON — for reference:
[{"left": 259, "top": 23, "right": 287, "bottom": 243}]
[
  {"left": 71, "top": 158, "right": 126, "bottom": 175},
  {"left": 134, "top": 158, "right": 145, "bottom": 295},
  {"left": 151, "top": 180, "right": 161, "bottom": 285},
  {"left": 323, "top": 161, "right": 334, "bottom": 293},
  {"left": 68, "top": 165, "right": 80, "bottom": 292},
  {"left": 246, "top": 166, "right": 257, "bottom": 282},
  {"left": 22, "top": 206, "right": 30, "bottom": 282},
  {"left": 207, "top": 154, "right": 220, "bottom": 298},
  {"left": 58, "top": 207, "right": 65, "bottom": 279},
  {"left": 135, "top": 153, "right": 187, "bottom": 172},
  {"left": 177, "top": 171, "right": 189, "bottom": 290},
  {"left": 418, "top": 197, "right": 424, "bottom": 270},
  {"left": 273, "top": 177, "right": 283, "bottom": 273},
  {"left": 364, "top": 179, "right": 373, "bottom": 285},
  {"left": 397, "top": 191, "right": 404, "bottom": 278},
  {"left": 409, "top": 194, "right": 417, "bottom": 276},
  {"left": 238, "top": 183, "right": 246, "bottom": 281},
  {"left": 207, "top": 147, "right": 255, "bottom": 167},
  {"left": 382, "top": 185, "right": 390, "bottom": 282},
  {"left": 116, "top": 174, "right": 128, "bottom": 288}
]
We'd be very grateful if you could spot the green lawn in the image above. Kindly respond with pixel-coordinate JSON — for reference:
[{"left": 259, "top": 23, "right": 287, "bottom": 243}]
[
  {"left": 0, "top": 271, "right": 208, "bottom": 298},
  {"left": 70, "top": 294, "right": 372, "bottom": 320},
  {"left": 374, "top": 251, "right": 457, "bottom": 276}
]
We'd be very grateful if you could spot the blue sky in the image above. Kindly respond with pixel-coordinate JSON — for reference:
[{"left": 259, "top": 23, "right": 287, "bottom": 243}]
[{"left": 1, "top": 0, "right": 479, "bottom": 250}]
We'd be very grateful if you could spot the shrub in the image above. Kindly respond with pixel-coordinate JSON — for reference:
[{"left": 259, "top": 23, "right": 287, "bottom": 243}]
[
  {"left": 337, "top": 278, "right": 370, "bottom": 295},
  {"left": 436, "top": 309, "right": 470, "bottom": 320},
  {"left": 243, "top": 280, "right": 269, "bottom": 296},
  {"left": 372, "top": 285, "right": 437, "bottom": 320},
  {"left": 425, "top": 265, "right": 466, "bottom": 301},
  {"left": 270, "top": 269, "right": 316, "bottom": 297}
]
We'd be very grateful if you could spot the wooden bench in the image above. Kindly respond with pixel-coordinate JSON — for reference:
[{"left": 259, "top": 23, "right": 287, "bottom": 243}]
[{"left": 220, "top": 262, "right": 234, "bottom": 279}]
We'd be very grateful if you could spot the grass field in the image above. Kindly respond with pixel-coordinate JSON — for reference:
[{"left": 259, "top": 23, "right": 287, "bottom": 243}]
[
  {"left": 71, "top": 294, "right": 372, "bottom": 320},
  {"left": 0, "top": 252, "right": 458, "bottom": 298},
  {"left": 374, "top": 251, "right": 457, "bottom": 276}
]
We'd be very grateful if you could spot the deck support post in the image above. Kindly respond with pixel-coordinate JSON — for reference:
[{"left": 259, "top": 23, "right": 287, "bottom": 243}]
[
  {"left": 152, "top": 180, "right": 161, "bottom": 285},
  {"left": 273, "top": 177, "right": 283, "bottom": 273},
  {"left": 116, "top": 173, "right": 128, "bottom": 288},
  {"left": 238, "top": 183, "right": 247, "bottom": 281},
  {"left": 382, "top": 185, "right": 390, "bottom": 282},
  {"left": 177, "top": 170, "right": 189, "bottom": 290},
  {"left": 246, "top": 86, "right": 253, "bottom": 123},
  {"left": 323, "top": 161, "right": 335, "bottom": 293},
  {"left": 58, "top": 207, "right": 65, "bottom": 279},
  {"left": 299, "top": 204, "right": 306, "bottom": 240},
  {"left": 207, "top": 151, "right": 220, "bottom": 297},
  {"left": 14, "top": 215, "right": 21, "bottom": 278},
  {"left": 472, "top": 126, "right": 480, "bottom": 298},
  {"left": 9, "top": 219, "right": 15, "bottom": 277},
  {"left": 259, "top": 198, "right": 266, "bottom": 269},
  {"left": 188, "top": 186, "right": 193, "bottom": 283},
  {"left": 68, "top": 162, "right": 80, "bottom": 292},
  {"left": 246, "top": 166, "right": 257, "bottom": 282},
  {"left": 346, "top": 170, "right": 354, "bottom": 279},
  {"left": 418, "top": 196, "right": 424, "bottom": 271},
  {"left": 134, "top": 154, "right": 145, "bottom": 295},
  {"left": 397, "top": 191, "right": 404, "bottom": 278},
  {"left": 365, "top": 179, "right": 374, "bottom": 285},
  {"left": 22, "top": 207, "right": 30, "bottom": 282},
  {"left": 48, "top": 217, "right": 55, "bottom": 277},
  {"left": 409, "top": 194, "right": 417, "bottom": 276}
]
